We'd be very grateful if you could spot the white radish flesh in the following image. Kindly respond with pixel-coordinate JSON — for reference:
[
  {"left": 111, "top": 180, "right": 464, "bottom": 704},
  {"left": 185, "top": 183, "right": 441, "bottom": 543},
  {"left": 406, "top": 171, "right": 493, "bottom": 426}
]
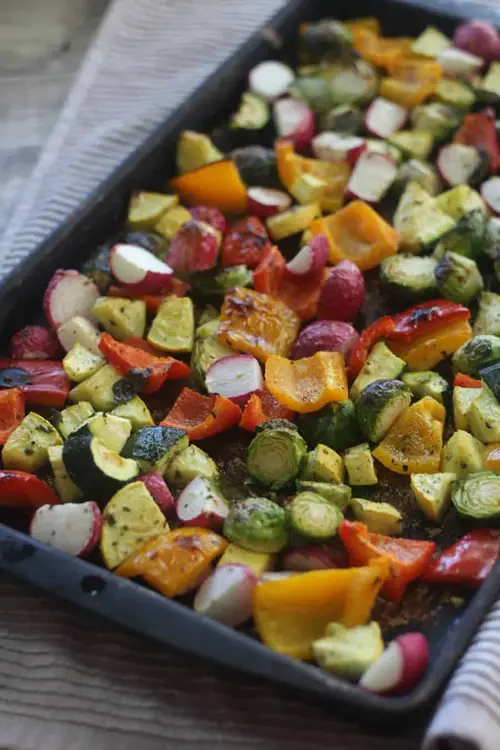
[
  {"left": 176, "top": 476, "right": 228, "bottom": 528},
  {"left": 249, "top": 61, "right": 295, "bottom": 102},
  {"left": 247, "top": 187, "right": 292, "bottom": 217},
  {"left": 205, "top": 354, "right": 263, "bottom": 405},
  {"left": 481, "top": 176, "right": 500, "bottom": 214},
  {"left": 346, "top": 151, "right": 398, "bottom": 203},
  {"left": 30, "top": 501, "right": 102, "bottom": 557},
  {"left": 312, "top": 132, "right": 365, "bottom": 165},
  {"left": 437, "top": 143, "right": 482, "bottom": 186},
  {"left": 286, "top": 233, "right": 329, "bottom": 276},
  {"left": 273, "top": 97, "right": 315, "bottom": 151},
  {"left": 364, "top": 97, "right": 408, "bottom": 139},
  {"left": 44, "top": 270, "right": 100, "bottom": 330},
  {"left": 57, "top": 315, "right": 101, "bottom": 355},
  {"left": 437, "top": 47, "right": 483, "bottom": 78},
  {"left": 282, "top": 545, "right": 343, "bottom": 571},
  {"left": 193, "top": 563, "right": 257, "bottom": 627},
  {"left": 110, "top": 243, "right": 173, "bottom": 293},
  {"left": 260, "top": 571, "right": 297, "bottom": 581},
  {"left": 360, "top": 632, "right": 429, "bottom": 694}
]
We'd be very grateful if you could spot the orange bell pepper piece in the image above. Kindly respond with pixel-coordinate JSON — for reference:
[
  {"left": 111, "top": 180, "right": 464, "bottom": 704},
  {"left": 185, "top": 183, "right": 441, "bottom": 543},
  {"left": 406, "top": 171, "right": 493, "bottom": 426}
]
[
  {"left": 454, "top": 109, "right": 500, "bottom": 172},
  {"left": 170, "top": 159, "right": 247, "bottom": 215},
  {"left": 265, "top": 351, "right": 348, "bottom": 414},
  {"left": 161, "top": 386, "right": 241, "bottom": 439},
  {"left": 99, "top": 333, "right": 190, "bottom": 394},
  {"left": 352, "top": 27, "right": 413, "bottom": 70},
  {"left": 389, "top": 319, "right": 473, "bottom": 371},
  {"left": 239, "top": 388, "right": 296, "bottom": 432},
  {"left": 381, "top": 56, "right": 441, "bottom": 108},
  {"left": 339, "top": 520, "right": 436, "bottom": 602},
  {"left": 346, "top": 17, "right": 381, "bottom": 35},
  {"left": 310, "top": 200, "right": 399, "bottom": 271},
  {"left": 0, "top": 389, "right": 25, "bottom": 445},
  {"left": 217, "top": 286, "right": 300, "bottom": 362},
  {"left": 117, "top": 527, "right": 227, "bottom": 597},
  {"left": 253, "top": 560, "right": 389, "bottom": 659}
]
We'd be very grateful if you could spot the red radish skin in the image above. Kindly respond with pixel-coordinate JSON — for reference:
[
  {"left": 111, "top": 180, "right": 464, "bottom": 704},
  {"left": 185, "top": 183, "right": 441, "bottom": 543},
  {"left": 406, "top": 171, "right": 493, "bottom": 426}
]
[
  {"left": 193, "top": 563, "right": 258, "bottom": 627},
  {"left": 360, "top": 632, "right": 430, "bottom": 694},
  {"left": 10, "top": 326, "right": 59, "bottom": 360},
  {"left": 312, "top": 133, "right": 366, "bottom": 165},
  {"left": 286, "top": 234, "right": 329, "bottom": 276},
  {"left": 481, "top": 176, "right": 500, "bottom": 214},
  {"left": 292, "top": 320, "right": 359, "bottom": 360},
  {"left": 110, "top": 244, "right": 173, "bottom": 294},
  {"left": 317, "top": 260, "right": 366, "bottom": 322},
  {"left": 43, "top": 270, "right": 100, "bottom": 330},
  {"left": 454, "top": 20, "right": 500, "bottom": 61},
  {"left": 247, "top": 187, "right": 292, "bottom": 217},
  {"left": 30, "top": 501, "right": 102, "bottom": 557},
  {"left": 249, "top": 60, "right": 295, "bottom": 102},
  {"left": 437, "top": 144, "right": 483, "bottom": 186},
  {"left": 56, "top": 316, "right": 102, "bottom": 356},
  {"left": 364, "top": 97, "right": 408, "bottom": 139},
  {"left": 140, "top": 472, "right": 175, "bottom": 515},
  {"left": 189, "top": 205, "right": 227, "bottom": 234},
  {"left": 176, "top": 476, "right": 229, "bottom": 528},
  {"left": 346, "top": 151, "right": 398, "bottom": 203},
  {"left": 167, "top": 220, "right": 220, "bottom": 273},
  {"left": 273, "top": 97, "right": 315, "bottom": 152},
  {"left": 282, "top": 546, "right": 346, "bottom": 571},
  {"left": 205, "top": 354, "right": 263, "bottom": 406}
]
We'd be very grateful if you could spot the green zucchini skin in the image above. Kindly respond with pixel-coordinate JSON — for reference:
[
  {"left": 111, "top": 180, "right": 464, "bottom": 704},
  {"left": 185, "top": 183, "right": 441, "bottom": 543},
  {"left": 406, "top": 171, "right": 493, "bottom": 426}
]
[
  {"left": 480, "top": 363, "right": 500, "bottom": 403},
  {"left": 123, "top": 426, "right": 188, "bottom": 473},
  {"left": 355, "top": 379, "right": 412, "bottom": 443}
]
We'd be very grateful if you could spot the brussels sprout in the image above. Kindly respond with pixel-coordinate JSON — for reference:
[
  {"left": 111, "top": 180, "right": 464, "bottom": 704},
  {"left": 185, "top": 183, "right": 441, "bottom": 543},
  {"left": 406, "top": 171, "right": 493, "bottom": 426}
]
[
  {"left": 312, "top": 622, "right": 384, "bottom": 680},
  {"left": 122, "top": 231, "right": 169, "bottom": 258},
  {"left": 288, "top": 76, "right": 337, "bottom": 114},
  {"left": 197, "top": 306, "right": 219, "bottom": 329},
  {"left": 355, "top": 380, "right": 412, "bottom": 444},
  {"left": 231, "top": 145, "right": 279, "bottom": 188},
  {"left": 435, "top": 252, "right": 483, "bottom": 304},
  {"left": 295, "top": 480, "right": 352, "bottom": 509},
  {"left": 452, "top": 334, "right": 500, "bottom": 376},
  {"left": 410, "top": 102, "right": 462, "bottom": 141},
  {"left": 287, "top": 491, "right": 343, "bottom": 540},
  {"left": 247, "top": 422, "right": 307, "bottom": 489},
  {"left": 393, "top": 159, "right": 442, "bottom": 197},
  {"left": 433, "top": 210, "right": 486, "bottom": 261},
  {"left": 190, "top": 265, "right": 253, "bottom": 297},
  {"left": 176, "top": 131, "right": 223, "bottom": 174},
  {"left": 223, "top": 497, "right": 288, "bottom": 553},
  {"left": 483, "top": 217, "right": 500, "bottom": 262},
  {"left": 329, "top": 59, "right": 378, "bottom": 106},
  {"left": 299, "top": 19, "right": 353, "bottom": 64},
  {"left": 452, "top": 471, "right": 500, "bottom": 521},
  {"left": 255, "top": 418, "right": 298, "bottom": 434},
  {"left": 81, "top": 242, "right": 113, "bottom": 292},
  {"left": 231, "top": 92, "right": 269, "bottom": 130},
  {"left": 298, "top": 400, "right": 362, "bottom": 452},
  {"left": 319, "top": 104, "right": 363, "bottom": 134},
  {"left": 164, "top": 444, "right": 219, "bottom": 487}
]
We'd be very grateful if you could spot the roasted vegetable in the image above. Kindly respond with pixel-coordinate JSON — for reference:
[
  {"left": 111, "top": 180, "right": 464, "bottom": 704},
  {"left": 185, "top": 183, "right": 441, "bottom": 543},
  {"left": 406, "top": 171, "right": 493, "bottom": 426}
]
[
  {"left": 410, "top": 472, "right": 456, "bottom": 521},
  {"left": 247, "top": 420, "right": 307, "bottom": 489},
  {"left": 355, "top": 379, "right": 412, "bottom": 443},
  {"left": 435, "top": 252, "right": 483, "bottom": 304},
  {"left": 164, "top": 444, "right": 219, "bottom": 487},
  {"left": 223, "top": 497, "right": 288, "bottom": 553},
  {"left": 433, "top": 210, "right": 486, "bottom": 261},
  {"left": 123, "top": 426, "right": 188, "bottom": 474},
  {"left": 380, "top": 254, "right": 438, "bottom": 301},
  {"left": 351, "top": 498, "right": 402, "bottom": 536},
  {"left": 452, "top": 335, "right": 500, "bottom": 376},
  {"left": 452, "top": 472, "right": 500, "bottom": 522},
  {"left": 298, "top": 400, "right": 362, "bottom": 452},
  {"left": 176, "top": 131, "right": 223, "bottom": 174},
  {"left": 2, "top": 412, "right": 62, "bottom": 473},
  {"left": 299, "top": 19, "right": 353, "bottom": 63},
  {"left": 313, "top": 622, "right": 384, "bottom": 680},
  {"left": 287, "top": 491, "right": 343, "bottom": 540},
  {"left": 301, "top": 444, "right": 344, "bottom": 484}
]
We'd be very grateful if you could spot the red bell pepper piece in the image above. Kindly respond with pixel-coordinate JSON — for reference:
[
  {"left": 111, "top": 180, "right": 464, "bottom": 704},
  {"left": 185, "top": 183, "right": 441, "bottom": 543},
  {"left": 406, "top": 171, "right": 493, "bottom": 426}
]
[
  {"left": 454, "top": 373, "right": 482, "bottom": 389},
  {"left": 253, "top": 244, "right": 285, "bottom": 296},
  {"left": 424, "top": 530, "right": 500, "bottom": 588},
  {"left": 222, "top": 216, "right": 272, "bottom": 268},
  {"left": 339, "top": 520, "right": 436, "bottom": 602},
  {"left": 239, "top": 388, "right": 296, "bottom": 432},
  {"left": 454, "top": 109, "right": 500, "bottom": 173},
  {"left": 346, "top": 316, "right": 396, "bottom": 381},
  {"left": 0, "top": 470, "right": 59, "bottom": 508},
  {"left": 387, "top": 300, "right": 470, "bottom": 344},
  {"left": 0, "top": 389, "right": 25, "bottom": 445},
  {"left": 99, "top": 333, "right": 190, "bottom": 394},
  {"left": 160, "top": 387, "right": 241, "bottom": 440},
  {"left": 0, "top": 360, "right": 69, "bottom": 408}
]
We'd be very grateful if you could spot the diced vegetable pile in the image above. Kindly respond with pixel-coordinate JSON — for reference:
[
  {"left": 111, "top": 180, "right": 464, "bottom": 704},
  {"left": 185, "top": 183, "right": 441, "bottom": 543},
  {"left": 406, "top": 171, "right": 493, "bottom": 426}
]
[{"left": 6, "top": 14, "right": 500, "bottom": 696}]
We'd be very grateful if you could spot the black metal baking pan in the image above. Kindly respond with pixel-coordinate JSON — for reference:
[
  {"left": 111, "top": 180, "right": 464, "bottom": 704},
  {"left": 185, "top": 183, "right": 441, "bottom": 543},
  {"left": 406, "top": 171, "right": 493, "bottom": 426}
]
[{"left": 1, "top": 0, "right": 499, "bottom": 725}]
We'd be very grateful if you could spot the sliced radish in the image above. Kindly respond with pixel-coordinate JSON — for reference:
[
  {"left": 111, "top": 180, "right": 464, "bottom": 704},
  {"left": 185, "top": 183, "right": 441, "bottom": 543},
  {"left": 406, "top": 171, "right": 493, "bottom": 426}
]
[
  {"left": 56, "top": 315, "right": 101, "bottom": 355},
  {"left": 360, "top": 632, "right": 430, "bottom": 694},
  {"left": 364, "top": 97, "right": 408, "bottom": 139},
  {"left": 282, "top": 545, "right": 345, "bottom": 571},
  {"left": 249, "top": 60, "right": 295, "bottom": 102},
  {"left": 30, "top": 501, "right": 102, "bottom": 557},
  {"left": 44, "top": 270, "right": 100, "bottom": 330},
  {"left": 110, "top": 243, "right": 173, "bottom": 294},
  {"left": 193, "top": 563, "right": 258, "bottom": 627},
  {"left": 285, "top": 233, "right": 329, "bottom": 276},
  {"left": 273, "top": 98, "right": 315, "bottom": 152},
  {"left": 260, "top": 571, "right": 297, "bottom": 581},
  {"left": 437, "top": 143, "right": 483, "bottom": 186},
  {"left": 10, "top": 326, "right": 59, "bottom": 360},
  {"left": 176, "top": 476, "right": 229, "bottom": 528},
  {"left": 247, "top": 187, "right": 292, "bottom": 217},
  {"left": 140, "top": 472, "right": 175, "bottom": 515},
  {"left": 205, "top": 354, "right": 263, "bottom": 406},
  {"left": 346, "top": 151, "right": 398, "bottom": 203},
  {"left": 481, "top": 176, "right": 500, "bottom": 214},
  {"left": 437, "top": 47, "right": 483, "bottom": 78},
  {"left": 312, "top": 132, "right": 366, "bottom": 165},
  {"left": 453, "top": 20, "right": 500, "bottom": 61}
]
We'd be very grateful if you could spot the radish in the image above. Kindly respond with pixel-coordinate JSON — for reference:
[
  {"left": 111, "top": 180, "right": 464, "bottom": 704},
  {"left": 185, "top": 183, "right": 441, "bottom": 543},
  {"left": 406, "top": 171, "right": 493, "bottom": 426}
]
[
  {"left": 10, "top": 326, "right": 59, "bottom": 360},
  {"left": 282, "top": 545, "right": 345, "bottom": 571},
  {"left": 273, "top": 98, "right": 315, "bottom": 152},
  {"left": 189, "top": 205, "right": 227, "bottom": 234},
  {"left": 193, "top": 563, "right": 257, "bottom": 627},
  {"left": 140, "top": 472, "right": 175, "bottom": 515},
  {"left": 481, "top": 176, "right": 500, "bottom": 214},
  {"left": 346, "top": 151, "right": 398, "bottom": 203},
  {"left": 312, "top": 132, "right": 366, "bottom": 165},
  {"left": 110, "top": 244, "right": 173, "bottom": 294},
  {"left": 364, "top": 97, "right": 408, "bottom": 139},
  {"left": 56, "top": 315, "right": 101, "bottom": 355},
  {"left": 44, "top": 270, "right": 100, "bottom": 330},
  {"left": 453, "top": 20, "right": 500, "bottom": 61},
  {"left": 167, "top": 220, "right": 220, "bottom": 274},
  {"left": 437, "top": 47, "right": 483, "bottom": 78},
  {"left": 249, "top": 60, "right": 295, "bottom": 102},
  {"left": 292, "top": 320, "right": 359, "bottom": 359},
  {"left": 437, "top": 143, "right": 483, "bottom": 186},
  {"left": 317, "top": 260, "right": 365, "bottom": 322},
  {"left": 176, "top": 476, "right": 229, "bottom": 528},
  {"left": 247, "top": 187, "right": 292, "bottom": 217},
  {"left": 30, "top": 501, "right": 102, "bottom": 557},
  {"left": 360, "top": 632, "right": 430, "bottom": 694},
  {"left": 286, "top": 233, "right": 329, "bottom": 276},
  {"left": 205, "top": 354, "right": 263, "bottom": 406},
  {"left": 260, "top": 571, "right": 297, "bottom": 581}
]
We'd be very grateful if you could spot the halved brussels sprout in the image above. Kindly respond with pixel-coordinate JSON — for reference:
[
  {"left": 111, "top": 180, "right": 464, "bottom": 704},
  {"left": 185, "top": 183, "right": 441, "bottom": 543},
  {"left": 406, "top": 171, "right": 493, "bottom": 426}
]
[
  {"left": 223, "top": 497, "right": 288, "bottom": 553},
  {"left": 247, "top": 421, "right": 307, "bottom": 489},
  {"left": 435, "top": 251, "right": 483, "bottom": 304}
]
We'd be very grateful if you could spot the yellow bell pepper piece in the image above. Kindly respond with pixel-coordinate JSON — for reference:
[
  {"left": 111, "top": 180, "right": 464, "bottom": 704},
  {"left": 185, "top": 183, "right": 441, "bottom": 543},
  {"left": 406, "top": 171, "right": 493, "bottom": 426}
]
[
  {"left": 389, "top": 319, "right": 473, "bottom": 371},
  {"left": 265, "top": 351, "right": 348, "bottom": 413}
]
